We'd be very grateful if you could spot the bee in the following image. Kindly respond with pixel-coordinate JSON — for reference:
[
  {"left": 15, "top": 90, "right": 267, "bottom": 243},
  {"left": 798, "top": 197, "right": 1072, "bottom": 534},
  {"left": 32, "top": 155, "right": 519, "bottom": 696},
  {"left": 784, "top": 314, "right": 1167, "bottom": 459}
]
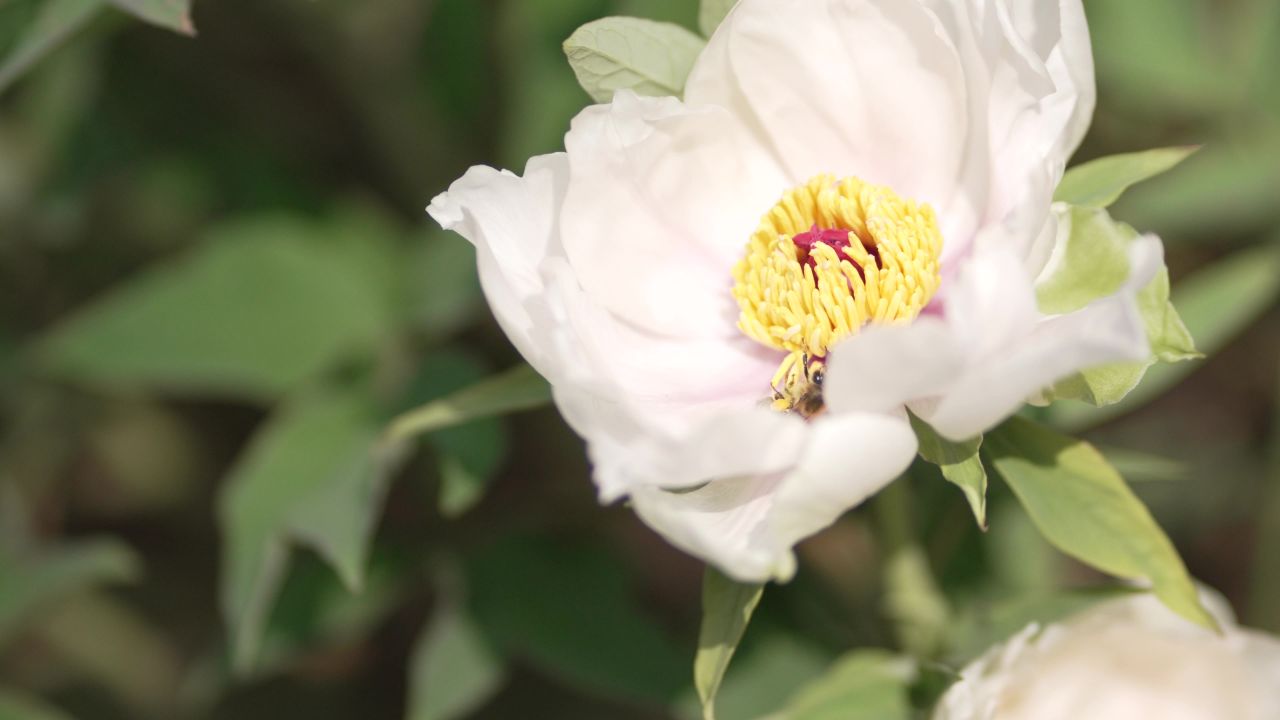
[{"left": 773, "top": 355, "right": 827, "bottom": 419}]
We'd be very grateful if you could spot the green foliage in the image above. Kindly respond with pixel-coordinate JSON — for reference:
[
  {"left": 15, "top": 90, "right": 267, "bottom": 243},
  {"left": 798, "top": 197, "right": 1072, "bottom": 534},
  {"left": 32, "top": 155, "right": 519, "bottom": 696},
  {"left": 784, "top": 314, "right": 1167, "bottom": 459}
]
[
  {"left": 0, "top": 539, "right": 139, "bottom": 647},
  {"left": 38, "top": 217, "right": 398, "bottom": 403},
  {"left": 563, "top": 16, "right": 705, "bottom": 103},
  {"left": 695, "top": 568, "right": 763, "bottom": 720},
  {"left": 767, "top": 650, "right": 914, "bottom": 720},
  {"left": 986, "top": 417, "right": 1214, "bottom": 629},
  {"left": 698, "top": 0, "right": 736, "bottom": 36},
  {"left": 467, "top": 538, "right": 688, "bottom": 702},
  {"left": 910, "top": 415, "right": 987, "bottom": 528},
  {"left": 218, "top": 385, "right": 402, "bottom": 673},
  {"left": 1054, "top": 147, "right": 1198, "bottom": 208},
  {"left": 0, "top": 0, "right": 104, "bottom": 94},
  {"left": 105, "top": 0, "right": 194, "bottom": 35},
  {"left": 407, "top": 601, "right": 505, "bottom": 720},
  {"left": 0, "top": 688, "right": 73, "bottom": 720},
  {"left": 385, "top": 364, "right": 550, "bottom": 444},
  {"left": 1049, "top": 242, "right": 1280, "bottom": 430}
]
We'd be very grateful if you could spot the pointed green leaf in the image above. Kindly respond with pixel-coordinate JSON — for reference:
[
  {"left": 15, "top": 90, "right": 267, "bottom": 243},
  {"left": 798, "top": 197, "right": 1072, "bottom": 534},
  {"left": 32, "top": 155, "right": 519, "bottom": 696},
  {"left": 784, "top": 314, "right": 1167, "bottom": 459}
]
[
  {"left": 909, "top": 415, "right": 986, "bottom": 528},
  {"left": 563, "top": 16, "right": 705, "bottom": 103},
  {"left": 106, "top": 0, "right": 194, "bottom": 34},
  {"left": 770, "top": 650, "right": 914, "bottom": 720},
  {"left": 698, "top": 0, "right": 736, "bottom": 36},
  {"left": 218, "top": 386, "right": 404, "bottom": 673},
  {"left": 0, "top": 0, "right": 106, "bottom": 95},
  {"left": 1055, "top": 147, "right": 1198, "bottom": 208},
  {"left": 408, "top": 603, "right": 505, "bottom": 720},
  {"left": 986, "top": 417, "right": 1214, "bottom": 630},
  {"left": 383, "top": 364, "right": 550, "bottom": 444},
  {"left": 695, "top": 568, "right": 763, "bottom": 720},
  {"left": 38, "top": 217, "right": 397, "bottom": 403}
]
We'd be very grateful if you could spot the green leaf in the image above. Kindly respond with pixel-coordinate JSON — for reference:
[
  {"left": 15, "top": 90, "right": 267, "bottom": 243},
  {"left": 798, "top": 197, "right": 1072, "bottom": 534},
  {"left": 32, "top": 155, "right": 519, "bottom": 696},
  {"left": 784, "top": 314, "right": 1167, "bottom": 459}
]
[
  {"left": 698, "top": 0, "right": 735, "bottom": 36},
  {"left": 1048, "top": 242, "right": 1280, "bottom": 430},
  {"left": 407, "top": 602, "right": 505, "bottom": 720},
  {"left": 882, "top": 545, "right": 951, "bottom": 660},
  {"left": 218, "top": 385, "right": 404, "bottom": 674},
  {"left": 986, "top": 416, "right": 1214, "bottom": 630},
  {"left": 563, "top": 16, "right": 706, "bottom": 103},
  {"left": 467, "top": 537, "right": 687, "bottom": 702},
  {"left": 0, "top": 688, "right": 73, "bottom": 720},
  {"left": 1054, "top": 147, "right": 1198, "bottom": 208},
  {"left": 38, "top": 216, "right": 398, "bottom": 404},
  {"left": 1035, "top": 206, "right": 1133, "bottom": 315},
  {"left": 0, "top": 0, "right": 106, "bottom": 95},
  {"left": 383, "top": 364, "right": 551, "bottom": 444},
  {"left": 408, "top": 232, "right": 481, "bottom": 340},
  {"left": 675, "top": 634, "right": 830, "bottom": 720},
  {"left": 769, "top": 650, "right": 914, "bottom": 720},
  {"left": 106, "top": 0, "right": 194, "bottom": 34},
  {"left": 0, "top": 538, "right": 139, "bottom": 648},
  {"left": 909, "top": 415, "right": 987, "bottom": 529},
  {"left": 399, "top": 351, "right": 509, "bottom": 519},
  {"left": 695, "top": 568, "right": 763, "bottom": 720}
]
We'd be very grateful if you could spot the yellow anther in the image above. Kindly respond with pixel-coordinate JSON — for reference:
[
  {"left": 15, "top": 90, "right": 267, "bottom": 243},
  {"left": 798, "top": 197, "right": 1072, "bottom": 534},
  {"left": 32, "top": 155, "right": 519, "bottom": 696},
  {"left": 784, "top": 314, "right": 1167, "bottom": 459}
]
[{"left": 732, "top": 175, "right": 943, "bottom": 414}]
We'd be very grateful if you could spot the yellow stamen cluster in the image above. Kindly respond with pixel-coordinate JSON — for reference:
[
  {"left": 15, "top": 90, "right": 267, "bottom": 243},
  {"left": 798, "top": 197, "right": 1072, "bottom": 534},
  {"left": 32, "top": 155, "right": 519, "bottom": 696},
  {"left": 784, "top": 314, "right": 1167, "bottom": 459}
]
[{"left": 731, "top": 175, "right": 944, "bottom": 413}]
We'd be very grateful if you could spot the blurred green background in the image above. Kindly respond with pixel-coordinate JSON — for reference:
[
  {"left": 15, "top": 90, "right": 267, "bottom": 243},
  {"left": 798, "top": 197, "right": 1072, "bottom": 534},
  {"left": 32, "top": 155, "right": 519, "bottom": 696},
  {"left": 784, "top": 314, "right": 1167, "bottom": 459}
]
[{"left": 0, "top": 0, "right": 1278, "bottom": 718}]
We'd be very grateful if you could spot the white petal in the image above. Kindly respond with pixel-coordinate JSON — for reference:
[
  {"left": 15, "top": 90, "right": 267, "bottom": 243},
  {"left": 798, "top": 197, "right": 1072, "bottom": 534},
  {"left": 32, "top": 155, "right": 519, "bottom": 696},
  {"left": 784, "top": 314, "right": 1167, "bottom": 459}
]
[
  {"left": 921, "top": 239, "right": 1159, "bottom": 440},
  {"left": 768, "top": 412, "right": 918, "bottom": 561},
  {"left": 686, "top": 0, "right": 970, "bottom": 210},
  {"left": 822, "top": 319, "right": 964, "bottom": 416},
  {"left": 561, "top": 91, "right": 787, "bottom": 339},
  {"left": 628, "top": 411, "right": 916, "bottom": 583},
  {"left": 427, "top": 153, "right": 569, "bottom": 379}
]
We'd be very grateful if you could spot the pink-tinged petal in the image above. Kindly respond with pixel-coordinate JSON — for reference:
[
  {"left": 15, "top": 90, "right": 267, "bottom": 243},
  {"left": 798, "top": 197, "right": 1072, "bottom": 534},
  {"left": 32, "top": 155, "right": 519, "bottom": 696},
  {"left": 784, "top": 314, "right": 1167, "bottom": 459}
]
[
  {"left": 687, "top": 0, "right": 970, "bottom": 214},
  {"left": 561, "top": 91, "right": 788, "bottom": 339}
]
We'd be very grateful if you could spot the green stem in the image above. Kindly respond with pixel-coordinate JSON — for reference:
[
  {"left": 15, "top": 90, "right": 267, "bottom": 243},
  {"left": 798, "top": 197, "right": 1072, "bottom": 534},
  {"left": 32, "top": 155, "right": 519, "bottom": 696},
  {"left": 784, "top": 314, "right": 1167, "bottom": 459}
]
[{"left": 874, "top": 475, "right": 951, "bottom": 659}]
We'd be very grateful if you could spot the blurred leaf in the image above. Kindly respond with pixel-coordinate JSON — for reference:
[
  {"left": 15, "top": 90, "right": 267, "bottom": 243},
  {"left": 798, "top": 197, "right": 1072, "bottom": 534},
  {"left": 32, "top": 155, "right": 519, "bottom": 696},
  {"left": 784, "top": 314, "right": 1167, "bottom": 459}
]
[
  {"left": 35, "top": 591, "right": 183, "bottom": 715},
  {"left": 219, "top": 385, "right": 404, "bottom": 674},
  {"left": 38, "top": 217, "right": 398, "bottom": 403},
  {"left": 1054, "top": 147, "right": 1197, "bottom": 208},
  {"left": 467, "top": 537, "right": 687, "bottom": 702},
  {"left": 695, "top": 568, "right": 763, "bottom": 720},
  {"left": 399, "top": 350, "right": 509, "bottom": 518},
  {"left": 986, "top": 416, "right": 1214, "bottom": 630},
  {"left": 0, "top": 0, "right": 105, "bottom": 95},
  {"left": 1114, "top": 132, "right": 1280, "bottom": 239},
  {"left": 563, "top": 16, "right": 705, "bottom": 103},
  {"left": 0, "top": 688, "right": 72, "bottom": 720},
  {"left": 407, "top": 602, "right": 505, "bottom": 720},
  {"left": 105, "top": 0, "right": 194, "bottom": 34},
  {"left": 408, "top": 232, "right": 481, "bottom": 340},
  {"left": 1049, "top": 242, "right": 1280, "bottom": 430},
  {"left": 948, "top": 588, "right": 1138, "bottom": 663},
  {"left": 768, "top": 650, "right": 914, "bottom": 720},
  {"left": 882, "top": 545, "right": 950, "bottom": 660},
  {"left": 0, "top": 538, "right": 139, "bottom": 647},
  {"left": 698, "top": 0, "right": 734, "bottom": 36},
  {"left": 384, "top": 364, "right": 550, "bottom": 444},
  {"left": 909, "top": 415, "right": 986, "bottom": 529},
  {"left": 1099, "top": 447, "right": 1189, "bottom": 483},
  {"left": 675, "top": 634, "right": 829, "bottom": 720}
]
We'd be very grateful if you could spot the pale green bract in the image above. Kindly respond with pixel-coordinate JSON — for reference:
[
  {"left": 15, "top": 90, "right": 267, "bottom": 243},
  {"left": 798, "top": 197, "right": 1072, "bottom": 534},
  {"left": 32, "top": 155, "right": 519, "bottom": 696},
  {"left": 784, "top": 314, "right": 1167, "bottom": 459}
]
[
  {"left": 407, "top": 602, "right": 505, "bottom": 720},
  {"left": 563, "top": 17, "right": 706, "bottom": 104},
  {"left": 1036, "top": 204, "right": 1197, "bottom": 407},
  {"left": 987, "top": 417, "right": 1215, "bottom": 630}
]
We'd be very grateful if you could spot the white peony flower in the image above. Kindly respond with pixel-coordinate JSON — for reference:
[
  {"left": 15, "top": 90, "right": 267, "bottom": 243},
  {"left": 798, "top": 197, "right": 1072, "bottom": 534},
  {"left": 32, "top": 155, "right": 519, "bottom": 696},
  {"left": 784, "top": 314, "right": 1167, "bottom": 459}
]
[
  {"left": 428, "top": 0, "right": 1158, "bottom": 581},
  {"left": 934, "top": 593, "right": 1280, "bottom": 720}
]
